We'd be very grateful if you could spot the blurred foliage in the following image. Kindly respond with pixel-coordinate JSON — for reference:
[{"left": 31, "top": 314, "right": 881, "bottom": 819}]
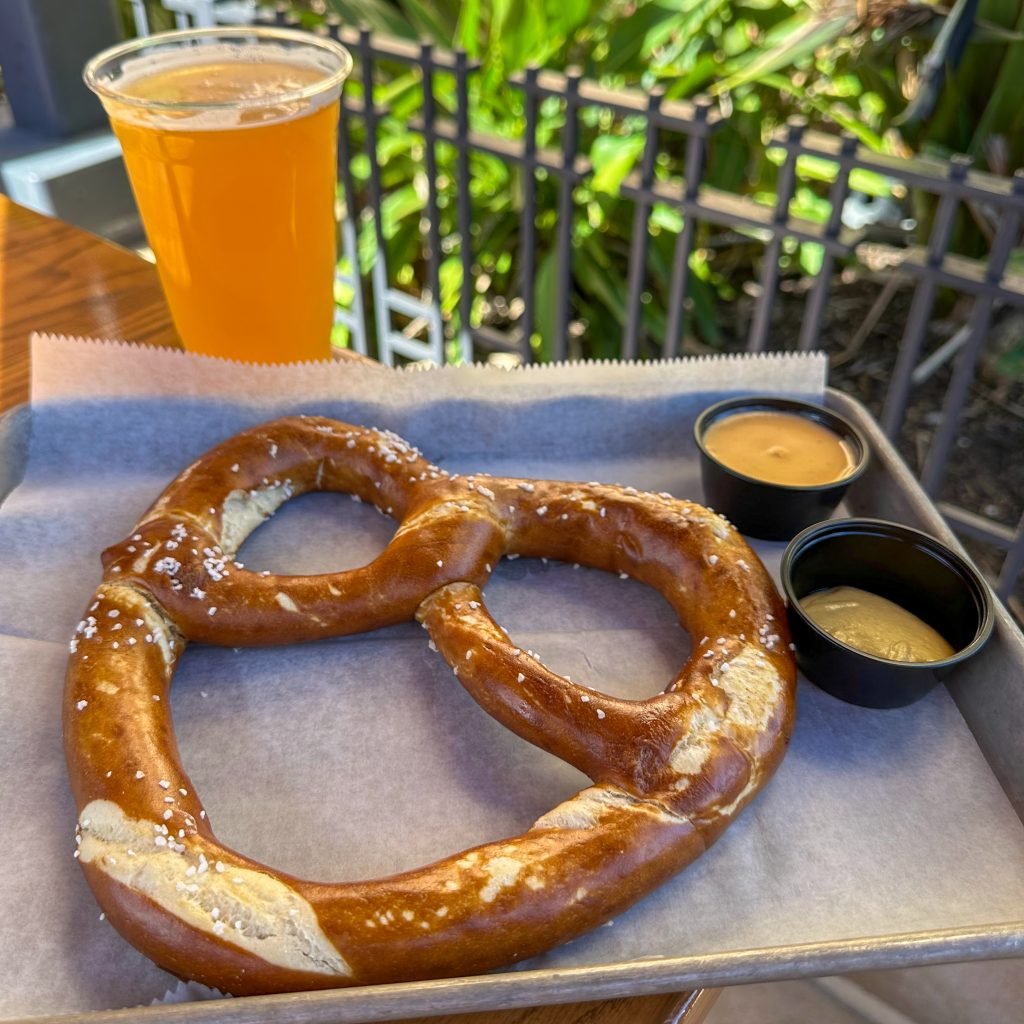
[
  {"left": 117, "top": 0, "right": 177, "bottom": 35},
  {"left": 120, "top": 1, "right": 1024, "bottom": 364}
]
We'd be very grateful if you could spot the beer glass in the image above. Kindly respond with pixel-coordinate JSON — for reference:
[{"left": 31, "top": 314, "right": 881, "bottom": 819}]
[{"left": 85, "top": 28, "right": 352, "bottom": 363}]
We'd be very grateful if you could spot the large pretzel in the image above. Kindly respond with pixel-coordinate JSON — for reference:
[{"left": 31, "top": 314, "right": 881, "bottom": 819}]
[{"left": 64, "top": 416, "right": 796, "bottom": 996}]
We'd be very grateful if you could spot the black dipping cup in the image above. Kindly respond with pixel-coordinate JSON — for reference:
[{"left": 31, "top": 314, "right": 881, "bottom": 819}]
[
  {"left": 694, "top": 396, "right": 869, "bottom": 541},
  {"left": 781, "top": 518, "right": 995, "bottom": 708}
]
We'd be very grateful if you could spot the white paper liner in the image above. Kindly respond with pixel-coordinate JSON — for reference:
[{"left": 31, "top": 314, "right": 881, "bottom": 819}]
[{"left": 152, "top": 981, "right": 228, "bottom": 1006}]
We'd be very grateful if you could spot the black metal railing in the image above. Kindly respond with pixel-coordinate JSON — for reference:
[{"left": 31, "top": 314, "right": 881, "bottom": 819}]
[{"left": 78, "top": 4, "right": 1017, "bottom": 605}]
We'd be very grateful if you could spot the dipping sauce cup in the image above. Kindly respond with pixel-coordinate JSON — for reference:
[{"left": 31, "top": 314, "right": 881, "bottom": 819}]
[
  {"left": 781, "top": 518, "right": 994, "bottom": 708},
  {"left": 694, "top": 396, "right": 869, "bottom": 541}
]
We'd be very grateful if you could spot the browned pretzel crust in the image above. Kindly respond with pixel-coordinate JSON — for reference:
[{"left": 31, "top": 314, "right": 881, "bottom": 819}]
[{"left": 64, "top": 416, "right": 796, "bottom": 995}]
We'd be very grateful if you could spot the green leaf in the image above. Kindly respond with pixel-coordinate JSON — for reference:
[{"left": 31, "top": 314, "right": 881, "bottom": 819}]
[
  {"left": 357, "top": 217, "right": 378, "bottom": 277},
  {"left": 380, "top": 185, "right": 425, "bottom": 240},
  {"left": 860, "top": 91, "right": 889, "bottom": 122},
  {"left": 642, "top": 8, "right": 684, "bottom": 57},
  {"left": 758, "top": 73, "right": 887, "bottom": 149},
  {"left": 686, "top": 265, "right": 722, "bottom": 348},
  {"left": 651, "top": 204, "right": 684, "bottom": 233},
  {"left": 532, "top": 247, "right": 560, "bottom": 363},
  {"left": 376, "top": 126, "right": 422, "bottom": 163},
  {"left": 973, "top": 18, "right": 1024, "bottom": 43},
  {"left": 710, "top": 13, "right": 852, "bottom": 96},
  {"left": 372, "top": 72, "right": 424, "bottom": 110},
  {"left": 601, "top": 1, "right": 684, "bottom": 76},
  {"left": 578, "top": 234, "right": 628, "bottom": 324},
  {"left": 705, "top": 125, "right": 753, "bottom": 194},
  {"left": 455, "top": 0, "right": 483, "bottom": 56},
  {"left": 491, "top": 0, "right": 513, "bottom": 34},
  {"left": 721, "top": 19, "right": 758, "bottom": 59},
  {"left": 589, "top": 134, "right": 646, "bottom": 195},
  {"left": 330, "top": 322, "right": 352, "bottom": 349},
  {"left": 659, "top": 53, "right": 721, "bottom": 99},
  {"left": 791, "top": 185, "right": 831, "bottom": 223},
  {"left": 544, "top": 0, "right": 593, "bottom": 42},
  {"left": 333, "top": 259, "right": 356, "bottom": 307},
  {"left": 398, "top": 0, "right": 458, "bottom": 42},
  {"left": 497, "top": 0, "right": 549, "bottom": 72},
  {"left": 350, "top": 153, "right": 371, "bottom": 184},
  {"left": 799, "top": 242, "right": 825, "bottom": 277},
  {"left": 439, "top": 257, "right": 463, "bottom": 317},
  {"left": 827, "top": 74, "right": 864, "bottom": 99},
  {"left": 995, "top": 342, "right": 1024, "bottom": 379},
  {"left": 767, "top": 150, "right": 899, "bottom": 200},
  {"left": 966, "top": 4, "right": 1024, "bottom": 168},
  {"left": 326, "top": 0, "right": 418, "bottom": 39}
]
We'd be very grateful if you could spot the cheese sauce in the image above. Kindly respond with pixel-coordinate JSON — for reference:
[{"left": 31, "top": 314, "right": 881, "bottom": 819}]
[
  {"left": 800, "top": 586, "right": 955, "bottom": 663},
  {"left": 703, "top": 410, "right": 857, "bottom": 486}
]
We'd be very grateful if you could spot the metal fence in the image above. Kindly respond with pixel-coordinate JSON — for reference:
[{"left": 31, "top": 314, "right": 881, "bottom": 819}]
[{"left": 126, "top": 4, "right": 1024, "bottom": 603}]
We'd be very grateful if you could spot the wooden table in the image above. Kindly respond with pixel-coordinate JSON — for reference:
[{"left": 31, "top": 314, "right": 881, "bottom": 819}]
[
  {"left": 0, "top": 194, "right": 719, "bottom": 1024},
  {"left": 0, "top": 194, "right": 180, "bottom": 409}
]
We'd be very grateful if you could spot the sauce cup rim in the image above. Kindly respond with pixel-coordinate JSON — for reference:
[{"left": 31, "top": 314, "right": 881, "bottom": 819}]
[{"left": 694, "top": 395, "right": 870, "bottom": 493}]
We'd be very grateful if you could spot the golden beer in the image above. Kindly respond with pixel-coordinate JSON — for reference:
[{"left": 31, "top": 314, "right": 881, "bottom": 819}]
[{"left": 85, "top": 30, "right": 352, "bottom": 362}]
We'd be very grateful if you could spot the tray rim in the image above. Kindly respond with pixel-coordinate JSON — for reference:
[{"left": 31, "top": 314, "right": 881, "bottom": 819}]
[{"left": 12, "top": 923, "right": 1024, "bottom": 1024}]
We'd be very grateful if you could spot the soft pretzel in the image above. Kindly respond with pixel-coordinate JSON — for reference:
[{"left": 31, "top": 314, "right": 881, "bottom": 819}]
[{"left": 64, "top": 416, "right": 796, "bottom": 996}]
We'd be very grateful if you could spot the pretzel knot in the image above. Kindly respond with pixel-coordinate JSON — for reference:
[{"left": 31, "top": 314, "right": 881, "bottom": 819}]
[{"left": 64, "top": 416, "right": 796, "bottom": 996}]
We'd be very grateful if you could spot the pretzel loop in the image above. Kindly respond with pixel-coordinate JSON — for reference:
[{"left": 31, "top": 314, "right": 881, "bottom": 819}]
[{"left": 64, "top": 416, "right": 796, "bottom": 995}]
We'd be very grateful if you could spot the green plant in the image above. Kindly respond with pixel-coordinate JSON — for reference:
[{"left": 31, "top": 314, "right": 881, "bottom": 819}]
[
  {"left": 120, "top": 1, "right": 1024, "bottom": 363},
  {"left": 328, "top": 0, "right": 871, "bottom": 361},
  {"left": 116, "top": 0, "right": 177, "bottom": 35}
]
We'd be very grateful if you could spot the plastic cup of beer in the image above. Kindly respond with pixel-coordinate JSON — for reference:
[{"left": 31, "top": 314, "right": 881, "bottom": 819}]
[{"left": 84, "top": 27, "right": 352, "bottom": 363}]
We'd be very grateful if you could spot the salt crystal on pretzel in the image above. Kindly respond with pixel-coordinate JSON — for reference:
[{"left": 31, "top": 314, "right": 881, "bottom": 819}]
[{"left": 64, "top": 416, "right": 796, "bottom": 996}]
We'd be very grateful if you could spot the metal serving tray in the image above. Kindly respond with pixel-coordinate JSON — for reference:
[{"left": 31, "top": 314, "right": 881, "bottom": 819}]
[{"left": 3, "top": 381, "right": 1022, "bottom": 1024}]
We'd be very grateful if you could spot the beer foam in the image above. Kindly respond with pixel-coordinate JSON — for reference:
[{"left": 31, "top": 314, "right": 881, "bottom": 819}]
[{"left": 104, "top": 43, "right": 343, "bottom": 130}]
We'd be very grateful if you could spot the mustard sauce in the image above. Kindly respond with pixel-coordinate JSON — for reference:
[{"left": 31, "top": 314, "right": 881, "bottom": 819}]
[
  {"left": 704, "top": 410, "right": 857, "bottom": 486},
  {"left": 800, "top": 586, "right": 955, "bottom": 663}
]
